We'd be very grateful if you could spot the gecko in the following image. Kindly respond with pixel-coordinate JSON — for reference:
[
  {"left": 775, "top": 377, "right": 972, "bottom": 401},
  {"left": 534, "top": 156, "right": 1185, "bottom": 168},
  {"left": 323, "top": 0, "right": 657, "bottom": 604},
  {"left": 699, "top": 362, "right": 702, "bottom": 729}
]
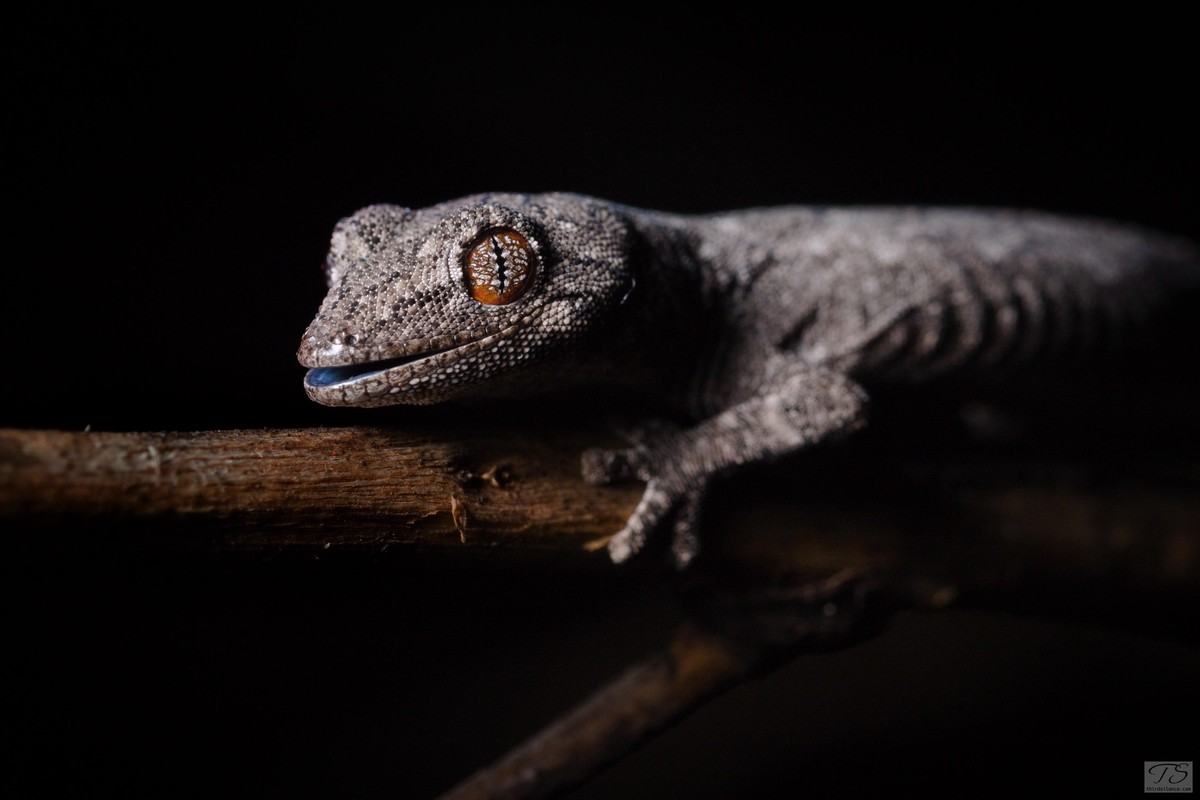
[{"left": 297, "top": 193, "right": 1198, "bottom": 566}]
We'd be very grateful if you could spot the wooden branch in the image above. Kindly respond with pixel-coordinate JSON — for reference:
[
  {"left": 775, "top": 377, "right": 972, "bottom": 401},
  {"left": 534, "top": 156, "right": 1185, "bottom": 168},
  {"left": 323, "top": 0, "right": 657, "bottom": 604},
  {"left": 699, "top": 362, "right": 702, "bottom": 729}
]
[
  {"left": 0, "top": 425, "right": 641, "bottom": 556},
  {"left": 2, "top": 426, "right": 1198, "bottom": 601}
]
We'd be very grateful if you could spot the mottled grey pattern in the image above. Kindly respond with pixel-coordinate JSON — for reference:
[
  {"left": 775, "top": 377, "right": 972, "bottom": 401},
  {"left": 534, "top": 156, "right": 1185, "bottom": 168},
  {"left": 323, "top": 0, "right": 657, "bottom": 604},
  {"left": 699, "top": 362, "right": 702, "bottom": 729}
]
[{"left": 299, "top": 193, "right": 1199, "bottom": 566}]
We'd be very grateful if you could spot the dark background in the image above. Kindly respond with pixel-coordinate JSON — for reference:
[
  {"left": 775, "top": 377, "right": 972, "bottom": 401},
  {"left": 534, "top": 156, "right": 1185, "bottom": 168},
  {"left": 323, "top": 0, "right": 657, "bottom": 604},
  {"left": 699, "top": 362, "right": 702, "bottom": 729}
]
[{"left": 5, "top": 21, "right": 1198, "bottom": 798}]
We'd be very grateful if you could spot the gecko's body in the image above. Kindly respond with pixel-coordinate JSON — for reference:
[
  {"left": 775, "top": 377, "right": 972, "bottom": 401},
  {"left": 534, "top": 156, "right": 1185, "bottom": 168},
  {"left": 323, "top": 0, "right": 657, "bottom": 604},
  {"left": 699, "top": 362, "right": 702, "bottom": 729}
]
[{"left": 299, "top": 193, "right": 1198, "bottom": 565}]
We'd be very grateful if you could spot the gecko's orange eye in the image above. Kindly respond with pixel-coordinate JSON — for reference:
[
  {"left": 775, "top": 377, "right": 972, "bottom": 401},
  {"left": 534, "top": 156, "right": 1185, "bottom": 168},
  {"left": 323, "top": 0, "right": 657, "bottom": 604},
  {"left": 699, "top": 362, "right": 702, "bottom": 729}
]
[{"left": 465, "top": 229, "right": 536, "bottom": 305}]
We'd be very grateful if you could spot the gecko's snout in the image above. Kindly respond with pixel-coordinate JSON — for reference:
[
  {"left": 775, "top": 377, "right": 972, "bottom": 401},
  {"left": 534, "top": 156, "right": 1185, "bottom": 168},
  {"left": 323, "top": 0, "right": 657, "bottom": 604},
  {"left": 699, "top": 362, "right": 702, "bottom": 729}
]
[
  {"left": 297, "top": 336, "right": 343, "bottom": 368},
  {"left": 297, "top": 326, "right": 371, "bottom": 368}
]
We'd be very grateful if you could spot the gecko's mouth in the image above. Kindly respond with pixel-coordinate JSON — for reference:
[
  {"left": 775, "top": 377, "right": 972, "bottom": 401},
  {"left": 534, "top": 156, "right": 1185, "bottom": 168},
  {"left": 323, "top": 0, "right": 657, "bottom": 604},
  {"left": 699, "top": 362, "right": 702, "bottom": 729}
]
[
  {"left": 303, "top": 341, "right": 463, "bottom": 389},
  {"left": 300, "top": 321, "right": 529, "bottom": 406}
]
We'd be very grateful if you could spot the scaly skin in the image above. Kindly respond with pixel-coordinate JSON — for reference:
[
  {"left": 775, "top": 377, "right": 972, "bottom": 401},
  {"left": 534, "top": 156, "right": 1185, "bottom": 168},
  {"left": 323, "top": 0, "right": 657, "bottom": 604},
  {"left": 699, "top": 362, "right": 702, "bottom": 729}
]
[{"left": 298, "top": 193, "right": 1199, "bottom": 566}]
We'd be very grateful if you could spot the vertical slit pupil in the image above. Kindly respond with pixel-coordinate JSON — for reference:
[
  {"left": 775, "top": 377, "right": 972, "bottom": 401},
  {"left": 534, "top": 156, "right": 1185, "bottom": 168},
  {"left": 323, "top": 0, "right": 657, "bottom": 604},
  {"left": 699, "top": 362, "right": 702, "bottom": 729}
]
[{"left": 490, "top": 235, "right": 507, "bottom": 290}]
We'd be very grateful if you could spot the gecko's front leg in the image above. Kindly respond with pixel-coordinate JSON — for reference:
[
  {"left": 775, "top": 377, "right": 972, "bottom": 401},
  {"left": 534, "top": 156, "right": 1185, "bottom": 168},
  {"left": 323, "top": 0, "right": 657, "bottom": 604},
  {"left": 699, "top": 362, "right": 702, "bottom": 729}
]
[{"left": 583, "top": 362, "right": 869, "bottom": 567}]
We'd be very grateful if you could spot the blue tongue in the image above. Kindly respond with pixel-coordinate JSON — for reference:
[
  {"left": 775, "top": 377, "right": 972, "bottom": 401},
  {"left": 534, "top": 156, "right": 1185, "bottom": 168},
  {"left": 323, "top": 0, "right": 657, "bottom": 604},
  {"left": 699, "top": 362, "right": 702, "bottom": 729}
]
[{"left": 305, "top": 365, "right": 378, "bottom": 387}]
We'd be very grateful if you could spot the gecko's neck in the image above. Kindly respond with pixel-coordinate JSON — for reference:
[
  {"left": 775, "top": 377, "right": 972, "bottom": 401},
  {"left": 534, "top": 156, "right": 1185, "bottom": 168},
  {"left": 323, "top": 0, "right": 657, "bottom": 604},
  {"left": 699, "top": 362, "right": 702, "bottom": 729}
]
[{"left": 596, "top": 213, "right": 727, "bottom": 412}]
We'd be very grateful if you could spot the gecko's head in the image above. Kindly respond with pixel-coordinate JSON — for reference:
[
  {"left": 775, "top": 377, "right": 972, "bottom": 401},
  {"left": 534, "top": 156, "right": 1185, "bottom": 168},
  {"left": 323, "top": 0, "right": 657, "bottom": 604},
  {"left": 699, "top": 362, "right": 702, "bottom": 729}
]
[{"left": 298, "top": 193, "right": 634, "bottom": 406}]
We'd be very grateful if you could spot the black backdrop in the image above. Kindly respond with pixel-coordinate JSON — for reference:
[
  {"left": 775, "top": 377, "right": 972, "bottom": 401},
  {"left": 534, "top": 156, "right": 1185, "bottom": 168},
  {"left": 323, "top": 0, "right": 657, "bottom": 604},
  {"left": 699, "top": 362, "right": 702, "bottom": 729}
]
[{"left": 6, "top": 21, "right": 1198, "bottom": 798}]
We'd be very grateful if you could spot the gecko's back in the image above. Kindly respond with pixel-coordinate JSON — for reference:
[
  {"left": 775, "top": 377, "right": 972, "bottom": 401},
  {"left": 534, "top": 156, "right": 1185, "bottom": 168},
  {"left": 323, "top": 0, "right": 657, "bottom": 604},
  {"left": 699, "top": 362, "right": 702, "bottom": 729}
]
[{"left": 691, "top": 206, "right": 1199, "bottom": 385}]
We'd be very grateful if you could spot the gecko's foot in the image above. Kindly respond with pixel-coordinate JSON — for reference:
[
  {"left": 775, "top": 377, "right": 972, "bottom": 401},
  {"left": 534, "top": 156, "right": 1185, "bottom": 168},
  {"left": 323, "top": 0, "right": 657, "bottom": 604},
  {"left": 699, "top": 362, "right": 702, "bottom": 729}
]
[
  {"left": 605, "top": 476, "right": 706, "bottom": 569},
  {"left": 582, "top": 426, "right": 706, "bottom": 568}
]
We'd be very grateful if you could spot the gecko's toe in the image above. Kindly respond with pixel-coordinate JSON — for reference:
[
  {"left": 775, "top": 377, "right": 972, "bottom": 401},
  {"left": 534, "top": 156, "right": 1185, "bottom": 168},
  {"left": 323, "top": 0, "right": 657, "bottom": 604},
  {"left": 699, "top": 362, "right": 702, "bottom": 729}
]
[
  {"left": 606, "top": 516, "right": 651, "bottom": 563},
  {"left": 604, "top": 478, "right": 673, "bottom": 562},
  {"left": 584, "top": 419, "right": 683, "bottom": 486},
  {"left": 604, "top": 478, "right": 709, "bottom": 567},
  {"left": 607, "top": 529, "right": 637, "bottom": 563},
  {"left": 582, "top": 447, "right": 643, "bottom": 485},
  {"left": 670, "top": 494, "right": 703, "bottom": 569},
  {"left": 671, "top": 538, "right": 699, "bottom": 569}
]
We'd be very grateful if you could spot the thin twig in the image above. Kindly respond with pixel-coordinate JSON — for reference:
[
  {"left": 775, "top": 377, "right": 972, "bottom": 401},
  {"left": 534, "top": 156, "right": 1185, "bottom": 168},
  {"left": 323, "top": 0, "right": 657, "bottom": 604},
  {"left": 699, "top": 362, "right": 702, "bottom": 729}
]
[{"left": 440, "top": 571, "right": 880, "bottom": 800}]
